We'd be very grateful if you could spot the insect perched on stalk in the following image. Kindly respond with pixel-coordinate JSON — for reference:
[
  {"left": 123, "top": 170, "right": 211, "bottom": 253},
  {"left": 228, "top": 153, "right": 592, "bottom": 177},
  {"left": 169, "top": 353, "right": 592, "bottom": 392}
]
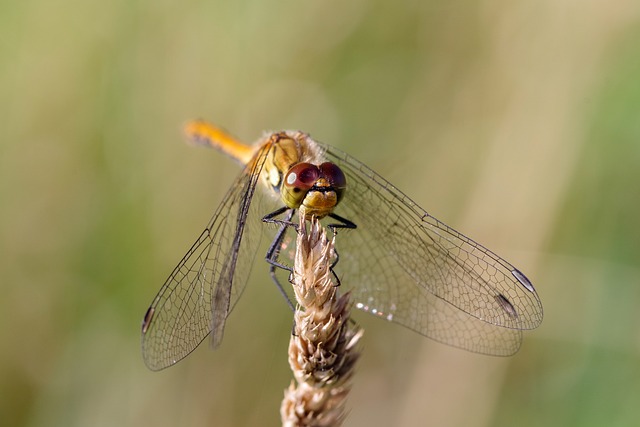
[{"left": 141, "top": 120, "right": 543, "bottom": 371}]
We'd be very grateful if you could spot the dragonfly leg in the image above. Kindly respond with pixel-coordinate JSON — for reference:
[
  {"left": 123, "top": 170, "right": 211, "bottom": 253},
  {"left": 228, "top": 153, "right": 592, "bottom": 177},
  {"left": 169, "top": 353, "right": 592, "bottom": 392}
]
[
  {"left": 326, "top": 213, "right": 357, "bottom": 287},
  {"left": 263, "top": 207, "right": 297, "bottom": 311},
  {"left": 263, "top": 206, "right": 299, "bottom": 231},
  {"left": 327, "top": 212, "right": 357, "bottom": 233}
]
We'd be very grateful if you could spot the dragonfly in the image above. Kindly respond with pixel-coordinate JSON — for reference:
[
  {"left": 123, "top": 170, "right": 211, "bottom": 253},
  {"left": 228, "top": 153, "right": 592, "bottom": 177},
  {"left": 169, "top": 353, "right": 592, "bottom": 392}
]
[{"left": 141, "top": 120, "right": 543, "bottom": 371}]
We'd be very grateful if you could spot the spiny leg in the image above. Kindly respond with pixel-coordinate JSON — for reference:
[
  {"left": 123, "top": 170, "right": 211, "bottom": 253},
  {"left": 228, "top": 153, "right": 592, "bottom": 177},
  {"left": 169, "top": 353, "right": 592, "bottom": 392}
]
[
  {"left": 325, "top": 213, "right": 357, "bottom": 286},
  {"left": 262, "top": 210, "right": 357, "bottom": 305},
  {"left": 263, "top": 207, "right": 297, "bottom": 310}
]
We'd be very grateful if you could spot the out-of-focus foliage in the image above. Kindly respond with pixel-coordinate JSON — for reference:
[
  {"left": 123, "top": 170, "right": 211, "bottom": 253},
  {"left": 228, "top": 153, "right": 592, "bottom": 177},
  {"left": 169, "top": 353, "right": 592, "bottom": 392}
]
[{"left": 1, "top": 1, "right": 639, "bottom": 426}]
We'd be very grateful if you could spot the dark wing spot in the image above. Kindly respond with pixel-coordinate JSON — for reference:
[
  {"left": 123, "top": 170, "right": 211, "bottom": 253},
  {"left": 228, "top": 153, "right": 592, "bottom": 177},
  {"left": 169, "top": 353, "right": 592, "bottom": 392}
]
[
  {"left": 511, "top": 268, "right": 536, "bottom": 293},
  {"left": 495, "top": 294, "right": 518, "bottom": 319},
  {"left": 141, "top": 307, "right": 155, "bottom": 334}
]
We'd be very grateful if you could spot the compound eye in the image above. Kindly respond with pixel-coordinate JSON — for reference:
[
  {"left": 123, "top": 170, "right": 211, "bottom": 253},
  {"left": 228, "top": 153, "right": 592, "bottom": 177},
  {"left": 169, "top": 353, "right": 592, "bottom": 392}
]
[
  {"left": 282, "top": 163, "right": 319, "bottom": 208},
  {"left": 285, "top": 163, "right": 319, "bottom": 190},
  {"left": 319, "top": 162, "right": 347, "bottom": 202}
]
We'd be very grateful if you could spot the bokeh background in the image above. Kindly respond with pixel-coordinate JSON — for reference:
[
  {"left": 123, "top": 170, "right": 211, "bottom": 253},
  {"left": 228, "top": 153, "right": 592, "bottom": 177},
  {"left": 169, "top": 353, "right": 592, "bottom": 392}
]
[{"left": 2, "top": 0, "right": 640, "bottom": 426}]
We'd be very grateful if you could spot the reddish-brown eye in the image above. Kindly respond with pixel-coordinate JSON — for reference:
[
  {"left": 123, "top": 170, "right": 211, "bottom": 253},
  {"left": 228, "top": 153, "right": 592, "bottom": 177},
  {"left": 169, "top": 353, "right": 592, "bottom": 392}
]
[
  {"left": 285, "top": 163, "right": 320, "bottom": 191},
  {"left": 282, "top": 163, "right": 320, "bottom": 208},
  {"left": 319, "top": 162, "right": 347, "bottom": 202}
]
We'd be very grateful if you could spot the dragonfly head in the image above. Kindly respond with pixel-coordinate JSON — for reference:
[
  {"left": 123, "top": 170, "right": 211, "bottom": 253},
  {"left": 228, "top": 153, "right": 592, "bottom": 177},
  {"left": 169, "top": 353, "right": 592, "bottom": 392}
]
[{"left": 281, "top": 162, "right": 346, "bottom": 219}]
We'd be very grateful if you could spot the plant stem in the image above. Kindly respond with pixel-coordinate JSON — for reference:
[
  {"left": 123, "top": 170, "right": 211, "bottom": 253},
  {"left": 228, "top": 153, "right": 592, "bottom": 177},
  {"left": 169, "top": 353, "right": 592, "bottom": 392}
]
[{"left": 280, "top": 214, "right": 363, "bottom": 427}]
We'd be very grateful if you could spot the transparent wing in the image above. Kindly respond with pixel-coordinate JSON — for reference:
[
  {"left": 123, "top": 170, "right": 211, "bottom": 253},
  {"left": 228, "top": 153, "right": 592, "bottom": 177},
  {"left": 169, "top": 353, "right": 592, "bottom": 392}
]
[
  {"left": 141, "top": 143, "right": 273, "bottom": 371},
  {"left": 320, "top": 144, "right": 543, "bottom": 356}
]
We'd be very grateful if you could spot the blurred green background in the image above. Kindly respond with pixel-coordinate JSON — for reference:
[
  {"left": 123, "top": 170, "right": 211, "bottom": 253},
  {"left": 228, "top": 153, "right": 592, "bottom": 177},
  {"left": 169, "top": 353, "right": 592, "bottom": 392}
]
[{"left": 2, "top": 0, "right": 639, "bottom": 426}]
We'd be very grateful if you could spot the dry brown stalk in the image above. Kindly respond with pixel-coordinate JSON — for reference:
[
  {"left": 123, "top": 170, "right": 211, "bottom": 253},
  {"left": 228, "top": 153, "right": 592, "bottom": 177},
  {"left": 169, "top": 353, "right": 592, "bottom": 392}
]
[{"left": 280, "top": 214, "right": 363, "bottom": 427}]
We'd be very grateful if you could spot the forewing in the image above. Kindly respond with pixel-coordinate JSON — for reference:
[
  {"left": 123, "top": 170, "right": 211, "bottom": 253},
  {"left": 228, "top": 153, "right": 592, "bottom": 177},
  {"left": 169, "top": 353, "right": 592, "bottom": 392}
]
[
  {"left": 141, "top": 143, "right": 272, "bottom": 370},
  {"left": 320, "top": 144, "right": 543, "bottom": 355}
]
